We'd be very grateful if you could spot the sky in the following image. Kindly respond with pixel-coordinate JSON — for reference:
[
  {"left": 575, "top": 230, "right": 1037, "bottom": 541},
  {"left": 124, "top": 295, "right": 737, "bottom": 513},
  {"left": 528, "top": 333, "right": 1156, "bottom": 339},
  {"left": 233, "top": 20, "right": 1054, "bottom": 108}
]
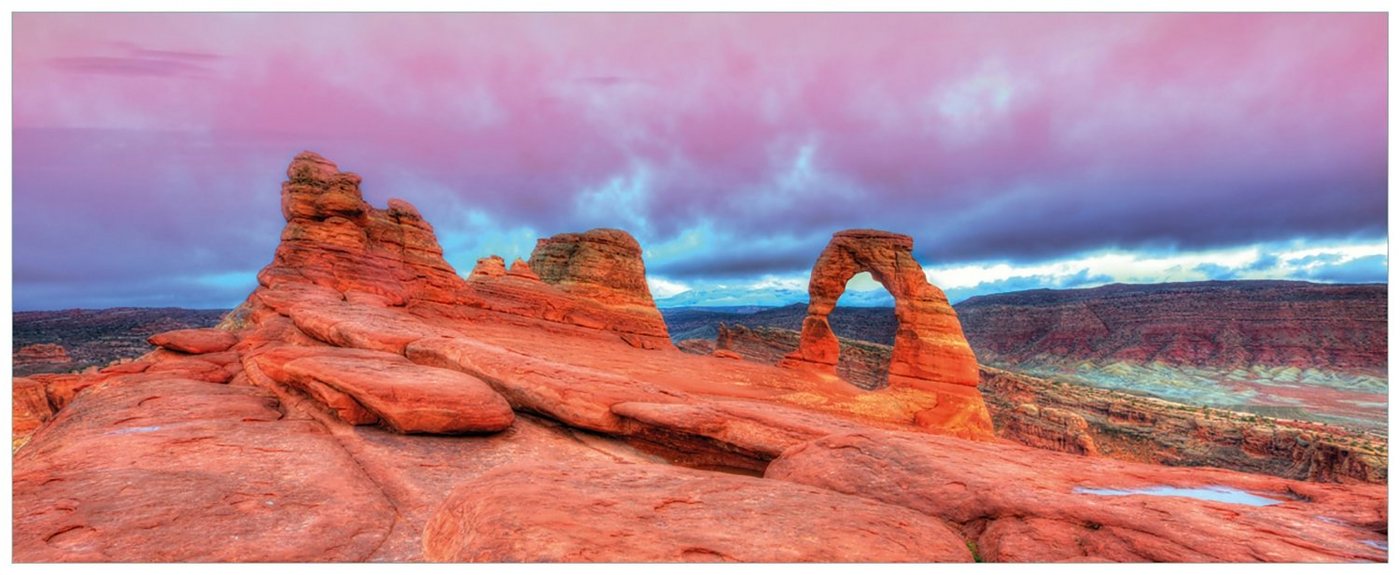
[{"left": 11, "top": 13, "right": 1388, "bottom": 310}]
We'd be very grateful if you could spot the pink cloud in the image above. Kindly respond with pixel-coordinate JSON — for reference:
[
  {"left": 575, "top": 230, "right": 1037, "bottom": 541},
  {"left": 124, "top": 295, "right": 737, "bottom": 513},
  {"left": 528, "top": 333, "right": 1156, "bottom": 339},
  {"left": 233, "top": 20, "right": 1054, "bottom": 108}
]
[{"left": 12, "top": 13, "right": 1388, "bottom": 308}]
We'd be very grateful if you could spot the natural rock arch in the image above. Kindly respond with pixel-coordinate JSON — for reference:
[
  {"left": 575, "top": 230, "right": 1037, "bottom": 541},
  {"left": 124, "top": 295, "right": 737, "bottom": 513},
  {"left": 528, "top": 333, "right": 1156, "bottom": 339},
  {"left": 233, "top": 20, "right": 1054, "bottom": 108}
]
[{"left": 781, "top": 229, "right": 993, "bottom": 437}]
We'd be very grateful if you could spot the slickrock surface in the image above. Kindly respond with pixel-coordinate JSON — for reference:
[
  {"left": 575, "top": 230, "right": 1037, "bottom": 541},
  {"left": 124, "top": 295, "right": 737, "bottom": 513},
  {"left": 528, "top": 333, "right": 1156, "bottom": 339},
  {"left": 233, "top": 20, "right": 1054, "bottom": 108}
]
[
  {"left": 767, "top": 430, "right": 1388, "bottom": 563},
  {"left": 283, "top": 353, "right": 514, "bottom": 434},
  {"left": 423, "top": 460, "right": 973, "bottom": 562},
  {"left": 148, "top": 328, "right": 239, "bottom": 355},
  {"left": 12, "top": 152, "right": 1388, "bottom": 563},
  {"left": 13, "top": 377, "right": 396, "bottom": 562},
  {"left": 781, "top": 230, "right": 994, "bottom": 439}
]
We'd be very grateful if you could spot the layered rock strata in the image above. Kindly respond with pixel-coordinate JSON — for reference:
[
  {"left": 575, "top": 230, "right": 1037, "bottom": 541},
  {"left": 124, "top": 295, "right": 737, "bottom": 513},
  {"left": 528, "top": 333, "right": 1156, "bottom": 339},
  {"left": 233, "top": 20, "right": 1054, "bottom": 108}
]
[
  {"left": 681, "top": 323, "right": 1386, "bottom": 483},
  {"left": 12, "top": 152, "right": 1388, "bottom": 563}
]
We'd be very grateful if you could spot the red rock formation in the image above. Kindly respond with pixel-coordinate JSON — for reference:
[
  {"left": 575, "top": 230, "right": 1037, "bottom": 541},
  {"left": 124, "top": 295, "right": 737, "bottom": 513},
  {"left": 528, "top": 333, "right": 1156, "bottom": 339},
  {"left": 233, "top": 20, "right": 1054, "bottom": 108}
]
[
  {"left": 781, "top": 229, "right": 992, "bottom": 438},
  {"left": 14, "top": 343, "right": 71, "bottom": 367},
  {"left": 525, "top": 228, "right": 672, "bottom": 349},
  {"left": 225, "top": 151, "right": 471, "bottom": 315},
  {"left": 12, "top": 378, "right": 54, "bottom": 451},
  {"left": 956, "top": 281, "right": 1388, "bottom": 430},
  {"left": 767, "top": 430, "right": 1387, "bottom": 562},
  {"left": 958, "top": 281, "right": 1387, "bottom": 371},
  {"left": 719, "top": 323, "right": 891, "bottom": 390},
  {"left": 980, "top": 366, "right": 1387, "bottom": 483},
  {"left": 423, "top": 460, "right": 974, "bottom": 562},
  {"left": 468, "top": 255, "right": 507, "bottom": 278},
  {"left": 13, "top": 377, "right": 396, "bottom": 561},
  {"left": 529, "top": 229, "right": 657, "bottom": 307},
  {"left": 12, "top": 152, "right": 1388, "bottom": 563},
  {"left": 506, "top": 258, "right": 539, "bottom": 280},
  {"left": 283, "top": 352, "right": 514, "bottom": 434},
  {"left": 684, "top": 322, "right": 1387, "bottom": 483},
  {"left": 148, "top": 328, "right": 239, "bottom": 355}
]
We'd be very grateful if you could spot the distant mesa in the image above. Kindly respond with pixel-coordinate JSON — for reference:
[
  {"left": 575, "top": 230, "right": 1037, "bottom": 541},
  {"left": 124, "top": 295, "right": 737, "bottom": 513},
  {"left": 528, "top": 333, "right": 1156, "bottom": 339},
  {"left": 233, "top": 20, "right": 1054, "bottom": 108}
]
[{"left": 14, "top": 343, "right": 71, "bottom": 367}]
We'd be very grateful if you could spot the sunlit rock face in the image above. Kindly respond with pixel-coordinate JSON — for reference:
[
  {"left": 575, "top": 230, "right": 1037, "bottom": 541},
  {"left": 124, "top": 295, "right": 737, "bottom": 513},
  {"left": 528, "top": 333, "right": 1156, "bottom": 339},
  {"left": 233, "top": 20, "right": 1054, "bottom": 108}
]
[
  {"left": 782, "top": 229, "right": 993, "bottom": 439},
  {"left": 11, "top": 153, "right": 1389, "bottom": 563}
]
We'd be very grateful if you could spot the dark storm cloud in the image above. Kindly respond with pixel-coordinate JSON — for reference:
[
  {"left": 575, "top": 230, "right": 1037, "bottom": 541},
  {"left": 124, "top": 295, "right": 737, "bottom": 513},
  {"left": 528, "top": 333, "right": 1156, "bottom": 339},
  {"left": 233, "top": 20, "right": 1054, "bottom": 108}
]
[{"left": 12, "top": 14, "right": 1387, "bottom": 309}]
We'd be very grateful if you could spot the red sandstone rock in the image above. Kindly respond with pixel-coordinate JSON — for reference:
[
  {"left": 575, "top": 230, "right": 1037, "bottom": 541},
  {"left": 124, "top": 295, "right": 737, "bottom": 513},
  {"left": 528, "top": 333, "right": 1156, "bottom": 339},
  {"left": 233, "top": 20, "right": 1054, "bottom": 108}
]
[
  {"left": 12, "top": 152, "right": 1388, "bottom": 564},
  {"left": 405, "top": 336, "right": 672, "bottom": 434},
  {"left": 14, "top": 343, "right": 71, "bottom": 367},
  {"left": 238, "top": 344, "right": 667, "bottom": 561},
  {"left": 958, "top": 281, "right": 1388, "bottom": 372},
  {"left": 287, "top": 298, "right": 441, "bottom": 355},
  {"left": 12, "top": 377, "right": 396, "bottom": 561},
  {"left": 529, "top": 228, "right": 657, "bottom": 307},
  {"left": 526, "top": 228, "right": 673, "bottom": 349},
  {"left": 780, "top": 229, "right": 993, "bottom": 439},
  {"left": 711, "top": 349, "right": 742, "bottom": 360},
  {"left": 459, "top": 275, "right": 674, "bottom": 349},
  {"left": 717, "top": 323, "right": 892, "bottom": 390},
  {"left": 468, "top": 255, "right": 507, "bottom": 278},
  {"left": 227, "top": 151, "right": 472, "bottom": 320},
  {"left": 956, "top": 281, "right": 1389, "bottom": 431},
  {"left": 610, "top": 399, "right": 875, "bottom": 470},
  {"left": 147, "top": 328, "right": 239, "bottom": 354},
  {"left": 313, "top": 415, "right": 663, "bottom": 560},
  {"left": 283, "top": 354, "right": 514, "bottom": 434},
  {"left": 687, "top": 322, "right": 1387, "bottom": 483},
  {"left": 12, "top": 377, "right": 54, "bottom": 450},
  {"left": 507, "top": 258, "right": 539, "bottom": 280},
  {"left": 26, "top": 373, "right": 100, "bottom": 413},
  {"left": 766, "top": 430, "right": 1387, "bottom": 562},
  {"left": 423, "top": 460, "right": 973, "bottom": 562},
  {"left": 979, "top": 366, "right": 1386, "bottom": 483},
  {"left": 241, "top": 345, "right": 382, "bottom": 425}
]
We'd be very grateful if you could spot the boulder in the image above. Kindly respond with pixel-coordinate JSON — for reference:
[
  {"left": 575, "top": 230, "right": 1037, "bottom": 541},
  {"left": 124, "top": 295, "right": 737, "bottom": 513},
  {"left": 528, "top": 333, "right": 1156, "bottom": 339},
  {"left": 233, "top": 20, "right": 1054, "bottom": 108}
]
[
  {"left": 147, "top": 328, "right": 239, "bottom": 354},
  {"left": 283, "top": 354, "right": 515, "bottom": 434}
]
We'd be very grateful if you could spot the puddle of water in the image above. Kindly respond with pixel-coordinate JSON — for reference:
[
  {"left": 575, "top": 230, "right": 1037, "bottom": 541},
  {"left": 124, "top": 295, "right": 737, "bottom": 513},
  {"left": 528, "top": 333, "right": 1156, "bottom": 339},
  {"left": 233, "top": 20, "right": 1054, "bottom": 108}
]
[{"left": 1074, "top": 485, "right": 1283, "bottom": 507}]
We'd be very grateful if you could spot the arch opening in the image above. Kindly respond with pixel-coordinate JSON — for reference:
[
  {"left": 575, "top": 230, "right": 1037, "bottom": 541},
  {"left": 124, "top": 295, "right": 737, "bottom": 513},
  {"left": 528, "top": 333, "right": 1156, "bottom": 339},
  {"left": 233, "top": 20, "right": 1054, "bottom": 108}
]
[{"left": 830, "top": 272, "right": 898, "bottom": 390}]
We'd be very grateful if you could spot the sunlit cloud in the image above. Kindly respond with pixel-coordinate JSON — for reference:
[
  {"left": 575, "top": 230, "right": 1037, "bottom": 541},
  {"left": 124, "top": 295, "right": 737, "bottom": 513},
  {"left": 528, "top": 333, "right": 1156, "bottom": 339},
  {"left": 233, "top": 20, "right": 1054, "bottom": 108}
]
[{"left": 11, "top": 14, "right": 1385, "bottom": 310}]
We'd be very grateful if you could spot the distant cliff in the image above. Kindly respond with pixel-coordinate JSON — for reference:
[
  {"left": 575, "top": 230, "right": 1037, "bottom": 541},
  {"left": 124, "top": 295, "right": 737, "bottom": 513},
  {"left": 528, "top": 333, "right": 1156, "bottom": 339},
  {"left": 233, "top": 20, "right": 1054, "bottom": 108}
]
[
  {"left": 956, "top": 280, "right": 1385, "bottom": 371},
  {"left": 955, "top": 281, "right": 1387, "bottom": 430},
  {"left": 678, "top": 323, "right": 1386, "bottom": 484}
]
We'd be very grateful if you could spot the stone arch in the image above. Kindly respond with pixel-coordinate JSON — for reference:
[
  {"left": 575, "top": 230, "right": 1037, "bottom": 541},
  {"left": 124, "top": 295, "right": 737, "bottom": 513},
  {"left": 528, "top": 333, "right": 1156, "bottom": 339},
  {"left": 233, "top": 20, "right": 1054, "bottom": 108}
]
[{"left": 781, "top": 229, "right": 993, "bottom": 438}]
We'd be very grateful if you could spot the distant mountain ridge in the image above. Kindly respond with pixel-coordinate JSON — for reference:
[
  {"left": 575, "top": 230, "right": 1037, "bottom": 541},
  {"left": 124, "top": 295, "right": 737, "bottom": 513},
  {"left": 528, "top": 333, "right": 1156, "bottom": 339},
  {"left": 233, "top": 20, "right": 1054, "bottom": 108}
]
[{"left": 956, "top": 280, "right": 1387, "bottom": 372}]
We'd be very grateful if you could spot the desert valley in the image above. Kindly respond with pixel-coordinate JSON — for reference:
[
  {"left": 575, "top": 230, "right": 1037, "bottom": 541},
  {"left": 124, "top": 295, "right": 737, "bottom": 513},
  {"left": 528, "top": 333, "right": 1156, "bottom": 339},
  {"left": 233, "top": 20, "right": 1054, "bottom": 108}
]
[{"left": 10, "top": 153, "right": 1389, "bottom": 562}]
